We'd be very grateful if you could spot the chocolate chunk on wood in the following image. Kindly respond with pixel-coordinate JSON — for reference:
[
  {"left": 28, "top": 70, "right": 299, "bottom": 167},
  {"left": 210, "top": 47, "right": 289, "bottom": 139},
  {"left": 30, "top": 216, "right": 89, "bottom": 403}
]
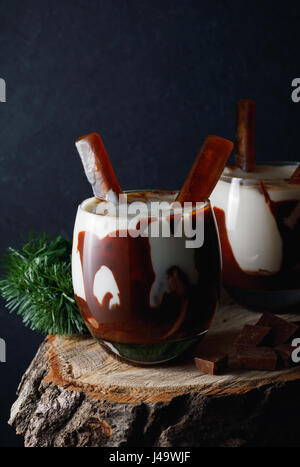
[
  {"left": 237, "top": 346, "right": 277, "bottom": 371},
  {"left": 291, "top": 322, "right": 300, "bottom": 338},
  {"left": 256, "top": 312, "right": 298, "bottom": 346},
  {"left": 275, "top": 344, "right": 294, "bottom": 368},
  {"left": 234, "top": 324, "right": 271, "bottom": 348},
  {"left": 194, "top": 353, "right": 228, "bottom": 375}
]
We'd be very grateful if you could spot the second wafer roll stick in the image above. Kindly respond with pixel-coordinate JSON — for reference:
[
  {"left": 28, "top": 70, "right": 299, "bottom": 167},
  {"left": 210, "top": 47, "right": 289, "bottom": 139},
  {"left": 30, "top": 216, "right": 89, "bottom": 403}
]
[
  {"left": 175, "top": 135, "right": 234, "bottom": 203},
  {"left": 235, "top": 99, "right": 256, "bottom": 172}
]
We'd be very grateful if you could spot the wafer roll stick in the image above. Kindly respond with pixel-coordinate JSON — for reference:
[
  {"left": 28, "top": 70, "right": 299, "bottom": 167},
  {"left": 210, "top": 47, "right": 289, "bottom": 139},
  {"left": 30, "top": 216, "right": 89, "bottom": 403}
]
[
  {"left": 290, "top": 164, "right": 300, "bottom": 183},
  {"left": 76, "top": 132, "right": 123, "bottom": 202},
  {"left": 235, "top": 99, "right": 256, "bottom": 172},
  {"left": 175, "top": 135, "right": 234, "bottom": 203}
]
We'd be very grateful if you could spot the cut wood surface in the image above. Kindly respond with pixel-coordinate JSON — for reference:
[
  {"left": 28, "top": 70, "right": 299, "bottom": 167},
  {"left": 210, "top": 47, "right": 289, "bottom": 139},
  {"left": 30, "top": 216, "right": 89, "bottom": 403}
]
[{"left": 9, "top": 295, "right": 300, "bottom": 447}]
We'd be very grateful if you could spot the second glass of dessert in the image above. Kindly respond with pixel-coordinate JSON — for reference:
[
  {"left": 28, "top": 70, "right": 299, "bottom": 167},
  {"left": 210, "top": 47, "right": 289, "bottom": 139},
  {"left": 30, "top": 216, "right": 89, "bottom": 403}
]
[{"left": 211, "top": 100, "right": 300, "bottom": 312}]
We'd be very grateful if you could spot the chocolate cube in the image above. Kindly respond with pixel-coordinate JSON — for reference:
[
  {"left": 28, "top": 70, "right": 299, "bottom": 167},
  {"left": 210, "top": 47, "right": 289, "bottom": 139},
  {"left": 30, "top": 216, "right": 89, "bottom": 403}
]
[
  {"left": 194, "top": 353, "right": 228, "bottom": 375},
  {"left": 275, "top": 344, "right": 300, "bottom": 368},
  {"left": 237, "top": 346, "right": 277, "bottom": 371},
  {"left": 256, "top": 312, "right": 298, "bottom": 346},
  {"left": 234, "top": 324, "right": 271, "bottom": 348}
]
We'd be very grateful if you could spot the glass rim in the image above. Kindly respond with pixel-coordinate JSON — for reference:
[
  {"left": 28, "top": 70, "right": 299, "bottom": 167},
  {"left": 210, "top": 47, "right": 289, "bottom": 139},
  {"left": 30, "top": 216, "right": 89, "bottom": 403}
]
[
  {"left": 78, "top": 189, "right": 211, "bottom": 218},
  {"left": 220, "top": 161, "right": 300, "bottom": 185}
]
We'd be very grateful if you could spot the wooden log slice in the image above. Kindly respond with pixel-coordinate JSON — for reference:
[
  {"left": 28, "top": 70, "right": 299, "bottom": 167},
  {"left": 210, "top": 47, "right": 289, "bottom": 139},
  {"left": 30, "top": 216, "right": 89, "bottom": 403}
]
[{"left": 9, "top": 297, "right": 300, "bottom": 447}]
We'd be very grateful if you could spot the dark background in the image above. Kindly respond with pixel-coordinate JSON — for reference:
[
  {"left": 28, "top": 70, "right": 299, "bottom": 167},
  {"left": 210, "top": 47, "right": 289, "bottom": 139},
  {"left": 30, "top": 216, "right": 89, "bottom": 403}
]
[{"left": 0, "top": 0, "right": 300, "bottom": 447}]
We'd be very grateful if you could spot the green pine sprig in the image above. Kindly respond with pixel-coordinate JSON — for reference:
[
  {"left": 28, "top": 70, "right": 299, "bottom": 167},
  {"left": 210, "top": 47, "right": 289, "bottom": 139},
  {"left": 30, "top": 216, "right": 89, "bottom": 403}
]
[{"left": 0, "top": 233, "right": 88, "bottom": 335}]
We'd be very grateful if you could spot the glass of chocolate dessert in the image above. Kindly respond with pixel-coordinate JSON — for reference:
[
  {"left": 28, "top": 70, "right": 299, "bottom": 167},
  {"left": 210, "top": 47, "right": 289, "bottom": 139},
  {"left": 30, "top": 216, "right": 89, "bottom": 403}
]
[
  {"left": 211, "top": 100, "right": 300, "bottom": 312},
  {"left": 211, "top": 162, "right": 300, "bottom": 312},
  {"left": 72, "top": 191, "right": 222, "bottom": 364},
  {"left": 72, "top": 132, "right": 233, "bottom": 364}
]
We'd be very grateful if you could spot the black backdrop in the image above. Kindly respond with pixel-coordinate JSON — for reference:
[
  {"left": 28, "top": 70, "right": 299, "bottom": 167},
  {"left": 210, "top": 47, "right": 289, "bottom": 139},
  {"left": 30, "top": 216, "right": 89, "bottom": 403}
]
[{"left": 1, "top": 0, "right": 300, "bottom": 446}]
